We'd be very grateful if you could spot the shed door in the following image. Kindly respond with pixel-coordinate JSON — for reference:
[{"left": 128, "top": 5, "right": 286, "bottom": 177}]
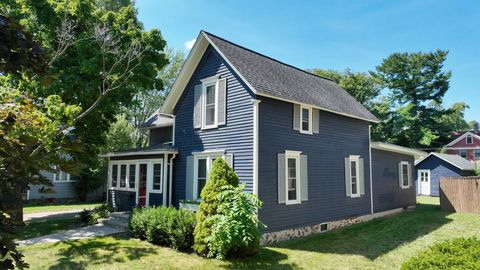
[{"left": 418, "top": 170, "right": 430, "bottom": 196}]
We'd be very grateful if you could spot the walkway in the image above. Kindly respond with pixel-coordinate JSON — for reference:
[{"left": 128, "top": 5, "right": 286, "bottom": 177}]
[
  {"left": 24, "top": 209, "right": 84, "bottom": 222},
  {"left": 17, "top": 223, "right": 126, "bottom": 246}
]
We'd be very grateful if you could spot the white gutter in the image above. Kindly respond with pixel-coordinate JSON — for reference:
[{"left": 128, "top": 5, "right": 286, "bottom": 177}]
[
  {"left": 169, "top": 154, "right": 176, "bottom": 206},
  {"left": 101, "top": 150, "right": 178, "bottom": 158}
]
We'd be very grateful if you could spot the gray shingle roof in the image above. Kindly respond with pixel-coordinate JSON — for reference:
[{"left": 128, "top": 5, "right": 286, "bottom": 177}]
[
  {"left": 417, "top": 153, "right": 475, "bottom": 171},
  {"left": 203, "top": 31, "right": 379, "bottom": 122}
]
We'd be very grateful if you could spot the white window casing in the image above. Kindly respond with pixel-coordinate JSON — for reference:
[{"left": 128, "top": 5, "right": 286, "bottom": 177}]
[
  {"left": 345, "top": 155, "right": 364, "bottom": 198},
  {"left": 466, "top": 135, "right": 473, "bottom": 144},
  {"left": 285, "top": 150, "right": 301, "bottom": 205},
  {"left": 191, "top": 150, "right": 232, "bottom": 201},
  {"left": 299, "top": 106, "right": 313, "bottom": 134},
  {"left": 399, "top": 161, "right": 411, "bottom": 189},
  {"left": 349, "top": 156, "right": 360, "bottom": 198}
]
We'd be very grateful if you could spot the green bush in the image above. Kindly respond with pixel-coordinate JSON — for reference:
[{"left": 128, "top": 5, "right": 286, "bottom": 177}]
[
  {"left": 79, "top": 204, "right": 111, "bottom": 225},
  {"left": 402, "top": 237, "right": 480, "bottom": 270},
  {"left": 193, "top": 158, "right": 239, "bottom": 255},
  {"left": 129, "top": 206, "right": 196, "bottom": 251},
  {"left": 206, "top": 184, "right": 264, "bottom": 259}
]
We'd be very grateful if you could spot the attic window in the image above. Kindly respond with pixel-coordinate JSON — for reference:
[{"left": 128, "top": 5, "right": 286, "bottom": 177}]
[
  {"left": 203, "top": 81, "right": 218, "bottom": 129},
  {"left": 300, "top": 106, "right": 312, "bottom": 134},
  {"left": 466, "top": 135, "right": 473, "bottom": 144}
]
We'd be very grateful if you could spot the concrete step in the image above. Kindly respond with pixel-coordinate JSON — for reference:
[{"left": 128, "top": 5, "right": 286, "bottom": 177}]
[{"left": 101, "top": 217, "right": 129, "bottom": 230}]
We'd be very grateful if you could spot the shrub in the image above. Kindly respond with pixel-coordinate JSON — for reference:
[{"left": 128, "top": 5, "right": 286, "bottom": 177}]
[
  {"left": 206, "top": 184, "right": 264, "bottom": 259},
  {"left": 194, "top": 158, "right": 239, "bottom": 255},
  {"left": 79, "top": 204, "right": 112, "bottom": 225},
  {"left": 129, "top": 206, "right": 196, "bottom": 251},
  {"left": 402, "top": 237, "right": 480, "bottom": 270}
]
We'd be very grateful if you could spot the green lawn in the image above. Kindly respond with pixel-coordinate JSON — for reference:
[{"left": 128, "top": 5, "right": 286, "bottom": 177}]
[
  {"left": 16, "top": 217, "right": 84, "bottom": 240},
  {"left": 23, "top": 202, "right": 101, "bottom": 214},
  {"left": 20, "top": 197, "right": 480, "bottom": 270}
]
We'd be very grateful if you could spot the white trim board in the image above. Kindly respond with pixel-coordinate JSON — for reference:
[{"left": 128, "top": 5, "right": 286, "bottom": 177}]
[
  {"left": 371, "top": 142, "right": 427, "bottom": 159},
  {"left": 101, "top": 149, "right": 178, "bottom": 158}
]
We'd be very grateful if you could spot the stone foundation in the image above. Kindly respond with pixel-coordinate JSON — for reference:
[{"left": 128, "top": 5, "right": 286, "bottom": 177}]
[{"left": 261, "top": 206, "right": 412, "bottom": 245}]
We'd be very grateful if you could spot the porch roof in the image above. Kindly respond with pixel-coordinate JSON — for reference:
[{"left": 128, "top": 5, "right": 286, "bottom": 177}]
[{"left": 101, "top": 144, "right": 178, "bottom": 158}]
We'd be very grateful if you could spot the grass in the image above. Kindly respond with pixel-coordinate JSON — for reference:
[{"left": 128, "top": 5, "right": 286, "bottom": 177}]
[
  {"left": 16, "top": 217, "right": 84, "bottom": 240},
  {"left": 23, "top": 202, "right": 101, "bottom": 214},
  {"left": 20, "top": 197, "right": 480, "bottom": 269}
]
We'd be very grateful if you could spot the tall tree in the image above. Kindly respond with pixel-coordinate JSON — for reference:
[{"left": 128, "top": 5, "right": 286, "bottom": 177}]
[
  {"left": 311, "top": 68, "right": 382, "bottom": 109},
  {"left": 372, "top": 50, "right": 452, "bottom": 148}
]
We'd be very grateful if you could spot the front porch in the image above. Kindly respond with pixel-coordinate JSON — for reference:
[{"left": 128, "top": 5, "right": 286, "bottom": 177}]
[{"left": 103, "top": 144, "right": 178, "bottom": 211}]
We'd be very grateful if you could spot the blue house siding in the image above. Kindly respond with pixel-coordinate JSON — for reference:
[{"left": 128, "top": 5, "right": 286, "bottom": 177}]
[
  {"left": 149, "top": 193, "right": 163, "bottom": 206},
  {"left": 415, "top": 156, "right": 475, "bottom": 196},
  {"left": 108, "top": 190, "right": 135, "bottom": 211},
  {"left": 28, "top": 170, "right": 77, "bottom": 200},
  {"left": 371, "top": 149, "right": 416, "bottom": 212},
  {"left": 173, "top": 46, "right": 254, "bottom": 205},
  {"left": 257, "top": 96, "right": 371, "bottom": 233}
]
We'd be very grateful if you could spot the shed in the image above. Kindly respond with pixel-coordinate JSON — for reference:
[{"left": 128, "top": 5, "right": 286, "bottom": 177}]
[{"left": 415, "top": 153, "right": 476, "bottom": 196}]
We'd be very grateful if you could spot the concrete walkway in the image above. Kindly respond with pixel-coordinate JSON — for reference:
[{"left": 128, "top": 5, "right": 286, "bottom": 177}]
[
  {"left": 17, "top": 224, "right": 126, "bottom": 246},
  {"left": 24, "top": 209, "right": 84, "bottom": 222}
]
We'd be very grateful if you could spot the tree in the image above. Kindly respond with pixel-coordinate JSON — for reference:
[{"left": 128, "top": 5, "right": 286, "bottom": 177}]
[
  {"left": 372, "top": 50, "right": 453, "bottom": 148},
  {"left": 311, "top": 68, "right": 382, "bottom": 109},
  {"left": 1, "top": 0, "right": 168, "bottom": 202},
  {"left": 194, "top": 158, "right": 239, "bottom": 256}
]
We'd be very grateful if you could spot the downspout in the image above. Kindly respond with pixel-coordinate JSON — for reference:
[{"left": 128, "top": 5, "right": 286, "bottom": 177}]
[
  {"left": 369, "top": 125, "right": 374, "bottom": 214},
  {"left": 169, "top": 154, "right": 176, "bottom": 206}
]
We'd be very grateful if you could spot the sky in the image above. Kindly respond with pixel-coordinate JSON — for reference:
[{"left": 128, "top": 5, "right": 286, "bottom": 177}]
[{"left": 136, "top": 0, "right": 480, "bottom": 121}]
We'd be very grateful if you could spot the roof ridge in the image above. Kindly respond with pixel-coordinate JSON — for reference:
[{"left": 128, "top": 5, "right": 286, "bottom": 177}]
[{"left": 201, "top": 30, "right": 335, "bottom": 83}]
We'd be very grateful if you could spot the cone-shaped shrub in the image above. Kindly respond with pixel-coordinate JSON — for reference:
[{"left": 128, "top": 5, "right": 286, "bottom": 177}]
[{"left": 193, "top": 158, "right": 239, "bottom": 255}]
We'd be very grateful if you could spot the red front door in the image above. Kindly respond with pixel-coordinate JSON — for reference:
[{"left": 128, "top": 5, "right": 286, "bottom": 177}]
[{"left": 138, "top": 163, "right": 147, "bottom": 206}]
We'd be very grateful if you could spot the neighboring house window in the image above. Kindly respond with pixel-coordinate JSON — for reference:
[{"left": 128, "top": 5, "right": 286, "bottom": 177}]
[
  {"left": 399, "top": 161, "right": 411, "bottom": 189},
  {"left": 474, "top": 149, "right": 480, "bottom": 159},
  {"left": 300, "top": 106, "right": 312, "bottom": 134},
  {"left": 285, "top": 151, "right": 301, "bottom": 205},
  {"left": 460, "top": 149, "right": 467, "bottom": 158},
  {"left": 152, "top": 163, "right": 162, "bottom": 192},
  {"left": 466, "top": 135, "right": 473, "bottom": 144},
  {"left": 350, "top": 157, "right": 359, "bottom": 197},
  {"left": 53, "top": 166, "right": 75, "bottom": 182}
]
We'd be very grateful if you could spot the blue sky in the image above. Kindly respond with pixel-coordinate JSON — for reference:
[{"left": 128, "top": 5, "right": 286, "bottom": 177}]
[{"left": 136, "top": 0, "right": 480, "bottom": 121}]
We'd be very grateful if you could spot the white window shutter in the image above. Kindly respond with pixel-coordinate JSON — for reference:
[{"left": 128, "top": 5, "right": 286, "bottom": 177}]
[
  {"left": 225, "top": 154, "right": 234, "bottom": 168},
  {"left": 345, "top": 157, "right": 352, "bottom": 197},
  {"left": 293, "top": 104, "right": 300, "bottom": 131},
  {"left": 359, "top": 158, "right": 365, "bottom": 195},
  {"left": 194, "top": 84, "right": 203, "bottom": 128},
  {"left": 312, "top": 108, "right": 320, "bottom": 134},
  {"left": 217, "top": 78, "right": 227, "bottom": 125},
  {"left": 278, "top": 154, "right": 286, "bottom": 204},
  {"left": 185, "top": 156, "right": 194, "bottom": 200},
  {"left": 300, "top": 155, "right": 308, "bottom": 201}
]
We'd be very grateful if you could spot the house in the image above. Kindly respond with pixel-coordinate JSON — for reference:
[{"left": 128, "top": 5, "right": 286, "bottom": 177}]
[
  {"left": 102, "top": 31, "right": 425, "bottom": 241},
  {"left": 445, "top": 122, "right": 480, "bottom": 162},
  {"left": 415, "top": 153, "right": 476, "bottom": 196},
  {"left": 26, "top": 168, "right": 77, "bottom": 201}
]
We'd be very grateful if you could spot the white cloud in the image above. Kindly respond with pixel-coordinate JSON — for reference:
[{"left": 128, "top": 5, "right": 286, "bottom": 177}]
[{"left": 184, "top": 38, "right": 196, "bottom": 50}]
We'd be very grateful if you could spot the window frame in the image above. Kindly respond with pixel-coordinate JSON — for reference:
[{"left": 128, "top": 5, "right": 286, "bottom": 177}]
[
  {"left": 349, "top": 155, "right": 360, "bottom": 198},
  {"left": 150, "top": 161, "right": 163, "bottom": 193},
  {"left": 474, "top": 149, "right": 480, "bottom": 159},
  {"left": 459, "top": 149, "right": 468, "bottom": 158},
  {"left": 400, "top": 161, "right": 410, "bottom": 189},
  {"left": 285, "top": 150, "right": 301, "bottom": 205},
  {"left": 201, "top": 77, "right": 219, "bottom": 130},
  {"left": 466, "top": 135, "right": 473, "bottom": 144},
  {"left": 109, "top": 160, "right": 142, "bottom": 192},
  {"left": 193, "top": 150, "right": 225, "bottom": 201},
  {"left": 299, "top": 105, "right": 313, "bottom": 135}
]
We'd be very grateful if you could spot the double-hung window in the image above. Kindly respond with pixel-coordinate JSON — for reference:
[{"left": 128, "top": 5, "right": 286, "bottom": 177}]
[
  {"left": 399, "top": 161, "right": 411, "bottom": 189},
  {"left": 349, "top": 156, "right": 360, "bottom": 197},
  {"left": 285, "top": 151, "right": 301, "bottom": 204},
  {"left": 203, "top": 82, "right": 217, "bottom": 128},
  {"left": 194, "top": 154, "right": 221, "bottom": 200},
  {"left": 152, "top": 163, "right": 162, "bottom": 192},
  {"left": 300, "top": 106, "right": 312, "bottom": 134},
  {"left": 466, "top": 135, "right": 473, "bottom": 144}
]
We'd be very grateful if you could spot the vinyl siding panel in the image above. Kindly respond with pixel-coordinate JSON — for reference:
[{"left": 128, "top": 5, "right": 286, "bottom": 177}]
[
  {"left": 173, "top": 46, "right": 254, "bottom": 205},
  {"left": 371, "top": 149, "right": 416, "bottom": 212},
  {"left": 258, "top": 96, "right": 371, "bottom": 233},
  {"left": 415, "top": 156, "right": 476, "bottom": 196},
  {"left": 28, "top": 170, "right": 77, "bottom": 200},
  {"left": 149, "top": 193, "right": 163, "bottom": 206}
]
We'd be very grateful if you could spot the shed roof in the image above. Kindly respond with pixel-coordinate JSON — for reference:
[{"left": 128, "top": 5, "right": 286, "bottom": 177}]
[{"left": 415, "top": 152, "right": 475, "bottom": 171}]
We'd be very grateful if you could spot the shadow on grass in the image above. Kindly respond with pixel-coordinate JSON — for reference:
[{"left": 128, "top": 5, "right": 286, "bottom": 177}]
[
  {"left": 47, "top": 235, "right": 158, "bottom": 270},
  {"left": 16, "top": 217, "right": 81, "bottom": 240},
  {"left": 224, "top": 248, "right": 295, "bottom": 270},
  {"left": 268, "top": 202, "right": 451, "bottom": 260}
]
